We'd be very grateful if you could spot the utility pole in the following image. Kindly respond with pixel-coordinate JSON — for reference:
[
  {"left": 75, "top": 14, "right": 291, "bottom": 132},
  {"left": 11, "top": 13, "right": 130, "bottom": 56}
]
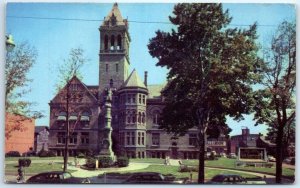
[{"left": 63, "top": 81, "right": 70, "bottom": 172}]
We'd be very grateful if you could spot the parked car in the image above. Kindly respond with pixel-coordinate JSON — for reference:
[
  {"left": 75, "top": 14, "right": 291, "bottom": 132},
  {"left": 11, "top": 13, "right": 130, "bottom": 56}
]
[
  {"left": 268, "top": 156, "right": 276, "bottom": 162},
  {"left": 26, "top": 171, "right": 90, "bottom": 184},
  {"left": 283, "top": 157, "right": 295, "bottom": 165},
  {"left": 123, "top": 172, "right": 187, "bottom": 184},
  {"left": 220, "top": 152, "right": 227, "bottom": 157},
  {"left": 209, "top": 174, "right": 266, "bottom": 184}
]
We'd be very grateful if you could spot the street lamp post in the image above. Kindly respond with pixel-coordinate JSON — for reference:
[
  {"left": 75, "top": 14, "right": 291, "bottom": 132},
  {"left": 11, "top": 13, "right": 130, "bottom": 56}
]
[{"left": 6, "top": 34, "right": 15, "bottom": 51}]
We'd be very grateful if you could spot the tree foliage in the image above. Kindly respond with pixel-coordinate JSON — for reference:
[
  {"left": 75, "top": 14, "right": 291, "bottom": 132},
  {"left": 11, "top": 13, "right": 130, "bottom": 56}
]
[
  {"left": 148, "top": 3, "right": 261, "bottom": 183},
  {"left": 56, "top": 47, "right": 89, "bottom": 91},
  {"left": 5, "top": 42, "right": 42, "bottom": 139},
  {"left": 253, "top": 21, "right": 295, "bottom": 183}
]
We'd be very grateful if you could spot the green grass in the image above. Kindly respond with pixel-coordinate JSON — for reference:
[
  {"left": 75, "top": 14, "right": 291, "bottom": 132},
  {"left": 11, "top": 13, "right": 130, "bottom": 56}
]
[
  {"left": 130, "top": 158, "right": 164, "bottom": 164},
  {"left": 5, "top": 162, "right": 76, "bottom": 174},
  {"left": 182, "top": 158, "right": 295, "bottom": 177},
  {"left": 5, "top": 156, "right": 74, "bottom": 161},
  {"left": 110, "top": 165, "right": 259, "bottom": 179}
]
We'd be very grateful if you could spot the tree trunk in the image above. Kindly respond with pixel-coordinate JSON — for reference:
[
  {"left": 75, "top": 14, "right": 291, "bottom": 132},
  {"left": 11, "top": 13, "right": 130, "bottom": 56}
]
[
  {"left": 275, "top": 124, "right": 284, "bottom": 183},
  {"left": 197, "top": 131, "right": 205, "bottom": 183}
]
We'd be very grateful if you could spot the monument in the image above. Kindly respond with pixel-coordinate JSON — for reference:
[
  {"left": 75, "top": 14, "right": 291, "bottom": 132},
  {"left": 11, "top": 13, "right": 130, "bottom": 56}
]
[{"left": 99, "top": 86, "right": 115, "bottom": 159}]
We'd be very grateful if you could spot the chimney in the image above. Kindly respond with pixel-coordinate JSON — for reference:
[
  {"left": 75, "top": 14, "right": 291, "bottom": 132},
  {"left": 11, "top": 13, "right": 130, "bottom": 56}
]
[{"left": 144, "top": 71, "right": 148, "bottom": 87}]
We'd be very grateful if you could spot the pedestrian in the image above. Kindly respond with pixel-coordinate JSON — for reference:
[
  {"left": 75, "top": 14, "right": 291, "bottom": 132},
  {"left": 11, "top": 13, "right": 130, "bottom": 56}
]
[{"left": 17, "top": 166, "right": 25, "bottom": 183}]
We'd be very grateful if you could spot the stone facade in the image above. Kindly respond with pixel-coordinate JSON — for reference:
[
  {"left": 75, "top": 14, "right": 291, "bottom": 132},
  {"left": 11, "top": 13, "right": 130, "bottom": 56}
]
[{"left": 48, "top": 3, "right": 225, "bottom": 159}]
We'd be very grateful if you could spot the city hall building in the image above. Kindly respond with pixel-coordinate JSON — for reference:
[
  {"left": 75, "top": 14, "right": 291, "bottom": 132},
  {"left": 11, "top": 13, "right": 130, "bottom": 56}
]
[{"left": 48, "top": 3, "right": 223, "bottom": 159}]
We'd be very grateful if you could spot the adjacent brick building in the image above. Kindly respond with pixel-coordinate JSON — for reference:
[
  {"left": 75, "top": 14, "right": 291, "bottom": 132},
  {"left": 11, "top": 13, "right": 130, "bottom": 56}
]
[
  {"left": 5, "top": 113, "right": 35, "bottom": 154},
  {"left": 48, "top": 3, "right": 226, "bottom": 159}
]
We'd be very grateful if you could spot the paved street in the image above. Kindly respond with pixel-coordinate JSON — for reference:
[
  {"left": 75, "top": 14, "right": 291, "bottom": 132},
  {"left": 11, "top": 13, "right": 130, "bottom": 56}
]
[{"left": 4, "top": 158, "right": 294, "bottom": 184}]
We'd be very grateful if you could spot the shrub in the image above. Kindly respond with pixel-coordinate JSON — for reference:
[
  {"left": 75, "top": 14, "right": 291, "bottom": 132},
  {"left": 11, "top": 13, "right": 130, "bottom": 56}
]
[
  {"left": 77, "top": 152, "right": 85, "bottom": 158},
  {"left": 5, "top": 151, "right": 21, "bottom": 157},
  {"left": 117, "top": 156, "right": 129, "bottom": 167},
  {"left": 38, "top": 150, "right": 56, "bottom": 157},
  {"left": 98, "top": 156, "right": 113, "bottom": 168},
  {"left": 85, "top": 150, "right": 94, "bottom": 158},
  {"left": 18, "top": 158, "right": 31, "bottom": 167},
  {"left": 179, "top": 165, "right": 198, "bottom": 172},
  {"left": 86, "top": 157, "right": 96, "bottom": 168},
  {"left": 290, "top": 158, "right": 295, "bottom": 165},
  {"left": 265, "top": 163, "right": 274, "bottom": 168}
]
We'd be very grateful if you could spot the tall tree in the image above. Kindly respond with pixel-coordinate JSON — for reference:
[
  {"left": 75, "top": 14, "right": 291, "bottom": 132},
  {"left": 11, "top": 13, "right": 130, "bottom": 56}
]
[
  {"left": 56, "top": 47, "right": 89, "bottom": 172},
  {"left": 148, "top": 3, "right": 261, "bottom": 183},
  {"left": 5, "top": 42, "right": 42, "bottom": 139},
  {"left": 56, "top": 47, "right": 89, "bottom": 91},
  {"left": 254, "top": 21, "right": 296, "bottom": 183}
]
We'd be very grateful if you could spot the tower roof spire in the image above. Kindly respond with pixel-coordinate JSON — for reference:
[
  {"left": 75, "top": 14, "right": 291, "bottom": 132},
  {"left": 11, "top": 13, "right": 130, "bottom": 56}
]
[{"left": 102, "top": 3, "right": 127, "bottom": 27}]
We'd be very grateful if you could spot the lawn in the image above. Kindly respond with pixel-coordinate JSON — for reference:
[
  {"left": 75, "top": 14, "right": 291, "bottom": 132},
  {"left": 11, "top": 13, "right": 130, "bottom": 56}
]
[
  {"left": 182, "top": 158, "right": 295, "bottom": 177},
  {"left": 5, "top": 162, "right": 76, "bottom": 174},
  {"left": 108, "top": 165, "right": 259, "bottom": 180},
  {"left": 130, "top": 158, "right": 164, "bottom": 164}
]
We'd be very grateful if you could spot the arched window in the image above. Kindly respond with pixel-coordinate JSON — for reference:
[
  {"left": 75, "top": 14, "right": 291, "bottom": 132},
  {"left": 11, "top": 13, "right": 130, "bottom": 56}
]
[
  {"left": 80, "top": 111, "right": 90, "bottom": 122},
  {"left": 127, "top": 115, "right": 131, "bottom": 124},
  {"left": 110, "top": 35, "right": 115, "bottom": 50},
  {"left": 104, "top": 35, "right": 108, "bottom": 50},
  {"left": 117, "top": 35, "right": 122, "bottom": 50}
]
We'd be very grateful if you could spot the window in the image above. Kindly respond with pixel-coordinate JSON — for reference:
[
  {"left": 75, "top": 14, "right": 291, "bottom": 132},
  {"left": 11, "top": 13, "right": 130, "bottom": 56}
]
[
  {"left": 138, "top": 132, "right": 141, "bottom": 145},
  {"left": 110, "top": 35, "right": 115, "bottom": 50},
  {"left": 189, "top": 133, "right": 197, "bottom": 146},
  {"left": 127, "top": 94, "right": 131, "bottom": 103},
  {"left": 106, "top": 64, "right": 108, "bottom": 72},
  {"left": 116, "top": 64, "right": 119, "bottom": 72},
  {"left": 138, "top": 112, "right": 141, "bottom": 123},
  {"left": 153, "top": 111, "right": 160, "bottom": 124},
  {"left": 70, "top": 133, "right": 78, "bottom": 144},
  {"left": 131, "top": 132, "right": 135, "bottom": 145},
  {"left": 152, "top": 133, "right": 160, "bottom": 145},
  {"left": 117, "top": 35, "right": 122, "bottom": 49},
  {"left": 127, "top": 115, "right": 131, "bottom": 124},
  {"left": 132, "top": 113, "right": 136, "bottom": 123},
  {"left": 126, "top": 132, "right": 130, "bottom": 145},
  {"left": 141, "top": 132, "right": 145, "bottom": 145},
  {"left": 142, "top": 95, "right": 146, "bottom": 104},
  {"left": 139, "top": 94, "right": 142, "bottom": 104},
  {"left": 104, "top": 35, "right": 108, "bottom": 50},
  {"left": 81, "top": 132, "right": 89, "bottom": 144},
  {"left": 142, "top": 112, "right": 145, "bottom": 123},
  {"left": 57, "top": 132, "right": 66, "bottom": 144},
  {"left": 132, "top": 94, "right": 136, "bottom": 103}
]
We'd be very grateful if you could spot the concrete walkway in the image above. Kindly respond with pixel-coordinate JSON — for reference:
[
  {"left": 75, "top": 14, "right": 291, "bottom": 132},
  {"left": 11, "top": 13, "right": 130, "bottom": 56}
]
[{"left": 70, "top": 162, "right": 150, "bottom": 178}]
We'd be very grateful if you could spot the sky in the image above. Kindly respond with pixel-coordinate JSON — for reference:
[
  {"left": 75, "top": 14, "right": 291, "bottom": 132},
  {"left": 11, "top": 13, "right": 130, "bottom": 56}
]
[{"left": 5, "top": 2, "right": 296, "bottom": 136}]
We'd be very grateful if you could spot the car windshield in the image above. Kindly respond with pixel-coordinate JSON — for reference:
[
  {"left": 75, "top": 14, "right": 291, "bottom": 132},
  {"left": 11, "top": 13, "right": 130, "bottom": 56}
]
[{"left": 63, "top": 172, "right": 72, "bottom": 179}]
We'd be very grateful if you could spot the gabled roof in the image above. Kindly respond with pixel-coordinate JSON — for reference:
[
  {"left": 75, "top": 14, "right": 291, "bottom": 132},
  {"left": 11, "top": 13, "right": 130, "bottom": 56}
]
[
  {"left": 121, "top": 69, "right": 147, "bottom": 89},
  {"left": 102, "top": 3, "right": 126, "bottom": 26},
  {"left": 50, "top": 75, "right": 98, "bottom": 103}
]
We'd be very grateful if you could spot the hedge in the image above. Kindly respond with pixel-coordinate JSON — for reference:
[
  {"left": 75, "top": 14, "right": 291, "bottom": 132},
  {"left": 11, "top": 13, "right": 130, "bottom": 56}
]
[
  {"left": 117, "top": 156, "right": 129, "bottom": 167},
  {"left": 98, "top": 156, "right": 113, "bottom": 168},
  {"left": 5, "top": 151, "right": 21, "bottom": 157}
]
